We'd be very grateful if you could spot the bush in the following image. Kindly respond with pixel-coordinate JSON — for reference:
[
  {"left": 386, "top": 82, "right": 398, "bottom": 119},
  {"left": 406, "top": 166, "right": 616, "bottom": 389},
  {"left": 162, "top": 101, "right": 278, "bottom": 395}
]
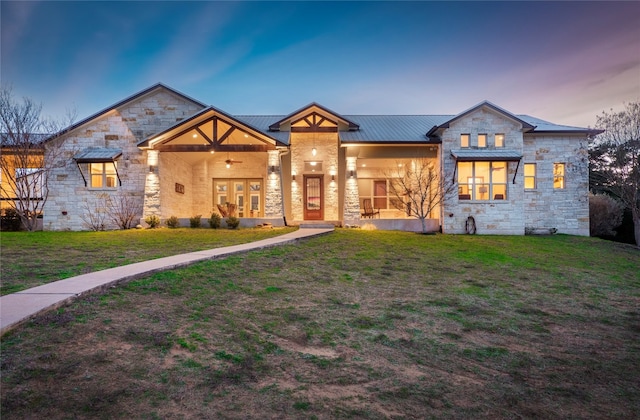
[
  {"left": 145, "top": 214, "right": 161, "bottom": 228},
  {"left": 590, "top": 192, "right": 624, "bottom": 237},
  {"left": 0, "top": 208, "right": 22, "bottom": 231},
  {"left": 209, "top": 212, "right": 221, "bottom": 229},
  {"left": 189, "top": 215, "right": 202, "bottom": 228},
  {"left": 166, "top": 216, "right": 180, "bottom": 229},
  {"left": 226, "top": 216, "right": 240, "bottom": 229}
]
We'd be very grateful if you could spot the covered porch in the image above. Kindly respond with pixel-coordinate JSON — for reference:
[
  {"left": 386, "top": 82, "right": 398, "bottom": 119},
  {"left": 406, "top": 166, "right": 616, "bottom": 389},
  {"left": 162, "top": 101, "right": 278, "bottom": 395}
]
[{"left": 138, "top": 108, "right": 288, "bottom": 227}]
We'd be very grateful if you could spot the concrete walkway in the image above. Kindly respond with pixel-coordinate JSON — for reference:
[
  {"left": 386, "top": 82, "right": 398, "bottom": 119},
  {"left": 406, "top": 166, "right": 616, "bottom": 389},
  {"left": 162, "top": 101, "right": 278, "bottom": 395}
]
[{"left": 0, "top": 227, "right": 333, "bottom": 336}]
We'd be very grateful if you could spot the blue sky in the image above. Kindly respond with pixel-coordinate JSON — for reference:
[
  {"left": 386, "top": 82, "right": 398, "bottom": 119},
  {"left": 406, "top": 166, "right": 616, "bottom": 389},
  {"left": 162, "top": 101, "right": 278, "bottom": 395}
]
[{"left": 2, "top": 1, "right": 639, "bottom": 128}]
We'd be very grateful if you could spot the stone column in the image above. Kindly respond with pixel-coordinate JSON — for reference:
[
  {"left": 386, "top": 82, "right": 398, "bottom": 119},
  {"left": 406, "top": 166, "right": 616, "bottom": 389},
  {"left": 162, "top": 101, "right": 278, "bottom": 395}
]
[
  {"left": 343, "top": 157, "right": 360, "bottom": 224},
  {"left": 265, "top": 150, "right": 283, "bottom": 218},
  {"left": 143, "top": 150, "right": 161, "bottom": 218}
]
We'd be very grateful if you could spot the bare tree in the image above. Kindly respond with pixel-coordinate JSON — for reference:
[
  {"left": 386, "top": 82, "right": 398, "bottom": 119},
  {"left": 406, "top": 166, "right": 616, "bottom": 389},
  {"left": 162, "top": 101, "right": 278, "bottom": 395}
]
[
  {"left": 383, "top": 156, "right": 456, "bottom": 233},
  {"left": 0, "top": 86, "right": 75, "bottom": 231},
  {"left": 107, "top": 193, "right": 142, "bottom": 230},
  {"left": 590, "top": 102, "right": 640, "bottom": 246},
  {"left": 80, "top": 194, "right": 110, "bottom": 231}
]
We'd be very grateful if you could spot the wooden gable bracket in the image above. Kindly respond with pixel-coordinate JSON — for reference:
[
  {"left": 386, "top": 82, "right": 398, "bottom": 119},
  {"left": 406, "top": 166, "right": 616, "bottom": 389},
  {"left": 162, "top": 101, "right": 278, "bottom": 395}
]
[{"left": 291, "top": 112, "right": 338, "bottom": 133}]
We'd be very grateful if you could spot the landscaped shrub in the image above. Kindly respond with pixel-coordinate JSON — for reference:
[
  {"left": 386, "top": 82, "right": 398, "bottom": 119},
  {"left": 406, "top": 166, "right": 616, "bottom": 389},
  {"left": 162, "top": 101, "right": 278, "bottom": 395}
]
[
  {"left": 209, "top": 212, "right": 221, "bottom": 229},
  {"left": 226, "top": 216, "right": 240, "bottom": 229},
  {"left": 590, "top": 192, "right": 624, "bottom": 237},
  {"left": 166, "top": 216, "right": 180, "bottom": 228},
  {"left": 189, "top": 215, "right": 202, "bottom": 228},
  {"left": 0, "top": 208, "right": 22, "bottom": 231},
  {"left": 144, "top": 214, "right": 161, "bottom": 228}
]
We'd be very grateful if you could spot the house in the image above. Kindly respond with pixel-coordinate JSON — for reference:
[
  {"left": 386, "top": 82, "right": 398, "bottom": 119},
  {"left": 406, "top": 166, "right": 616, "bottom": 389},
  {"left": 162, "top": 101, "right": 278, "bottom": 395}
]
[{"left": 43, "top": 83, "right": 599, "bottom": 234}]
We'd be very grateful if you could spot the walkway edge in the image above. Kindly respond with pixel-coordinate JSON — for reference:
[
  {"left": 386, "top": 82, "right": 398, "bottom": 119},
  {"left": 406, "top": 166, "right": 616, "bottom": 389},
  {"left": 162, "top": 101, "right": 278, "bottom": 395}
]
[{"left": 0, "top": 227, "right": 333, "bottom": 336}]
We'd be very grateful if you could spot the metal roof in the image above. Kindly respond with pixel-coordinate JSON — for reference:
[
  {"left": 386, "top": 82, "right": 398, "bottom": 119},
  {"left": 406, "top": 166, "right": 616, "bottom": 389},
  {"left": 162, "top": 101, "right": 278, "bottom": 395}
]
[
  {"left": 73, "top": 147, "right": 122, "bottom": 163},
  {"left": 338, "top": 115, "right": 448, "bottom": 143},
  {"left": 234, "top": 115, "right": 290, "bottom": 145},
  {"left": 451, "top": 149, "right": 523, "bottom": 161},
  {"left": 518, "top": 115, "right": 602, "bottom": 134}
]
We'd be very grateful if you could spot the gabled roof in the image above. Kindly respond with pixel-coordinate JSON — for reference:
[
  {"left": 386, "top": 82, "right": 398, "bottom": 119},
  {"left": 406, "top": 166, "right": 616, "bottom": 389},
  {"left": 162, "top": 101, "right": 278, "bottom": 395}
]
[
  {"left": 427, "top": 101, "right": 535, "bottom": 137},
  {"left": 138, "top": 106, "right": 287, "bottom": 149},
  {"left": 46, "top": 83, "right": 208, "bottom": 143},
  {"left": 268, "top": 102, "right": 359, "bottom": 131}
]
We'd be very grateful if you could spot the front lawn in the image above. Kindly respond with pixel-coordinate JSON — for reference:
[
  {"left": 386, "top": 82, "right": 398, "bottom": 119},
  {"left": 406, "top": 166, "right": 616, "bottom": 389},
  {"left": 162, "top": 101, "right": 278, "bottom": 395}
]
[
  {"left": 1, "top": 231, "right": 639, "bottom": 418},
  {"left": 0, "top": 227, "right": 296, "bottom": 295}
]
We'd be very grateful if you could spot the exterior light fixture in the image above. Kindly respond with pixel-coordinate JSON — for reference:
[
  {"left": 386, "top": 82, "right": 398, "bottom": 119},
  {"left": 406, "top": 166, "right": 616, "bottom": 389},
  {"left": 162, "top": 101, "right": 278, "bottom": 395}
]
[
  {"left": 331, "top": 173, "right": 335, "bottom": 181},
  {"left": 210, "top": 150, "right": 215, "bottom": 154},
  {"left": 349, "top": 170, "right": 355, "bottom": 178},
  {"left": 292, "top": 173, "right": 296, "bottom": 181},
  {"left": 226, "top": 162, "right": 231, "bottom": 169},
  {"left": 149, "top": 165, "right": 155, "bottom": 173},
  {"left": 312, "top": 147, "right": 317, "bottom": 157},
  {"left": 270, "top": 165, "right": 277, "bottom": 174},
  {"left": 193, "top": 134, "right": 197, "bottom": 138}
]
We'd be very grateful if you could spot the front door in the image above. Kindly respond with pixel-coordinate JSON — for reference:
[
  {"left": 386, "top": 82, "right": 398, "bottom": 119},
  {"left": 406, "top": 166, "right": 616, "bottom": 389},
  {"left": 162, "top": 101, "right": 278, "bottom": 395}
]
[{"left": 304, "top": 175, "right": 323, "bottom": 220}]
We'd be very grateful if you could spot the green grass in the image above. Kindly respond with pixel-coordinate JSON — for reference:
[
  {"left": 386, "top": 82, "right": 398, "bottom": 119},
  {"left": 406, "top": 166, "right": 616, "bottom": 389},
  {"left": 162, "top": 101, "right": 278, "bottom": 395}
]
[
  {"left": 1, "top": 230, "right": 639, "bottom": 419},
  {"left": 0, "top": 227, "right": 296, "bottom": 295}
]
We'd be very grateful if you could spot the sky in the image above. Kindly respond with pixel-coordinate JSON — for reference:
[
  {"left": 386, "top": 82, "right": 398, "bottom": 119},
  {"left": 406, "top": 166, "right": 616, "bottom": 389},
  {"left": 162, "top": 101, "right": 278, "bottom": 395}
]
[{"left": 2, "top": 1, "right": 639, "bottom": 129}]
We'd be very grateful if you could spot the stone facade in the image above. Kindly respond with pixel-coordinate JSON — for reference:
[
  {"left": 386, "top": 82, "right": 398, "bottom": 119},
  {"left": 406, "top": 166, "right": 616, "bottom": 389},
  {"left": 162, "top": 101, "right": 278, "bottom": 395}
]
[
  {"left": 441, "top": 107, "right": 526, "bottom": 235},
  {"left": 46, "top": 89, "right": 204, "bottom": 230},
  {"left": 523, "top": 134, "right": 590, "bottom": 235},
  {"left": 42, "top": 85, "right": 592, "bottom": 235}
]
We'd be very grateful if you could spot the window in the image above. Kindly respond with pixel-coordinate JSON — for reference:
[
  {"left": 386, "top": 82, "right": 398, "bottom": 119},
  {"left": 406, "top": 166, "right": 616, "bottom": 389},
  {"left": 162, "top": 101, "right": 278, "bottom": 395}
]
[
  {"left": 89, "top": 162, "right": 117, "bottom": 189},
  {"left": 460, "top": 134, "right": 470, "bottom": 148},
  {"left": 495, "top": 134, "right": 505, "bottom": 148},
  {"left": 553, "top": 163, "right": 565, "bottom": 189},
  {"left": 457, "top": 161, "right": 507, "bottom": 200},
  {"left": 478, "top": 134, "right": 487, "bottom": 148},
  {"left": 357, "top": 179, "right": 405, "bottom": 213},
  {"left": 524, "top": 163, "right": 536, "bottom": 189},
  {"left": 15, "top": 167, "right": 43, "bottom": 198}
]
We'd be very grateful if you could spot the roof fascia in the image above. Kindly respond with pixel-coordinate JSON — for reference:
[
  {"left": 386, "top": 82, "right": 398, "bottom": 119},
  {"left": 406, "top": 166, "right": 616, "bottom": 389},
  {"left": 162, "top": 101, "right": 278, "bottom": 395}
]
[
  {"left": 527, "top": 128, "right": 604, "bottom": 136},
  {"left": 269, "top": 102, "right": 359, "bottom": 131},
  {"left": 45, "top": 83, "right": 208, "bottom": 143}
]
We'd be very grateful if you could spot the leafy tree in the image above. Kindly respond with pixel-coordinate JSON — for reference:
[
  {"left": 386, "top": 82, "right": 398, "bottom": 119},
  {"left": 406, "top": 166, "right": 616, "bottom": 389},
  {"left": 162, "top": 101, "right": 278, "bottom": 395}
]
[
  {"left": 0, "top": 86, "right": 75, "bottom": 231},
  {"left": 383, "top": 156, "right": 456, "bottom": 234},
  {"left": 589, "top": 192, "right": 624, "bottom": 238},
  {"left": 590, "top": 102, "right": 640, "bottom": 246}
]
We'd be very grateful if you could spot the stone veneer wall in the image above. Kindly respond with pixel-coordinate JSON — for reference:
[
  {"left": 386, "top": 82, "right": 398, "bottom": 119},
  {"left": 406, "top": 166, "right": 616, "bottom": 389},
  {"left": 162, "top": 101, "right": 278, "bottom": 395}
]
[
  {"left": 522, "top": 134, "right": 590, "bottom": 236},
  {"left": 441, "top": 107, "right": 526, "bottom": 235},
  {"left": 45, "top": 89, "right": 205, "bottom": 230},
  {"left": 289, "top": 133, "right": 340, "bottom": 222},
  {"left": 265, "top": 150, "right": 283, "bottom": 217}
]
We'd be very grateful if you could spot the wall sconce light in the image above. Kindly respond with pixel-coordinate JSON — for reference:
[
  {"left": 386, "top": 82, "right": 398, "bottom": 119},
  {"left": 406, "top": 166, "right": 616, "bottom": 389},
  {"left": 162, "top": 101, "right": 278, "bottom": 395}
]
[
  {"left": 349, "top": 170, "right": 355, "bottom": 178},
  {"left": 311, "top": 147, "right": 317, "bottom": 157},
  {"left": 270, "top": 165, "right": 277, "bottom": 174},
  {"left": 149, "top": 165, "right": 155, "bottom": 173},
  {"left": 292, "top": 173, "right": 296, "bottom": 181},
  {"left": 331, "top": 174, "right": 335, "bottom": 181}
]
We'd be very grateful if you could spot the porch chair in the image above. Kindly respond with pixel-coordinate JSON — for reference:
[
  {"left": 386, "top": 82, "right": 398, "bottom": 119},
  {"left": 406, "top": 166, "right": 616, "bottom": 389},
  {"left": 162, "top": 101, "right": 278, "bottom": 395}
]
[{"left": 361, "top": 199, "right": 380, "bottom": 219}]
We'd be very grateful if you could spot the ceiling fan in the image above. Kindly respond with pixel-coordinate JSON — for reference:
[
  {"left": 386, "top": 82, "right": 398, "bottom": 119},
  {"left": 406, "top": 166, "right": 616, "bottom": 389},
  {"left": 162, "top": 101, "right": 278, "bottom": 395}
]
[{"left": 225, "top": 155, "right": 243, "bottom": 168}]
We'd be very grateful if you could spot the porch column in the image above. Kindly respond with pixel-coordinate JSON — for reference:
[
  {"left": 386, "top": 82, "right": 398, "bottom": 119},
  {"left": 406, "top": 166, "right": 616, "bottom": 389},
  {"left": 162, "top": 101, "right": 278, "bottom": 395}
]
[
  {"left": 143, "top": 150, "right": 161, "bottom": 218},
  {"left": 265, "top": 150, "right": 282, "bottom": 218},
  {"left": 343, "top": 157, "right": 360, "bottom": 224}
]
